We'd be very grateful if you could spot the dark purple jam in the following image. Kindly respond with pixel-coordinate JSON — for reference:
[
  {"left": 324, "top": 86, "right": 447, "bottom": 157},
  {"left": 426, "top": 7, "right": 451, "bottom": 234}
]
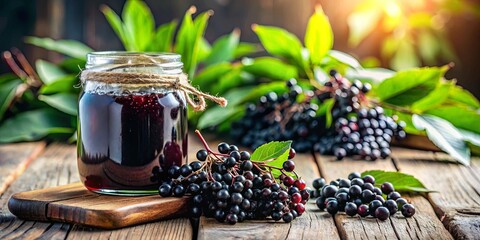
[{"left": 77, "top": 91, "right": 188, "bottom": 193}]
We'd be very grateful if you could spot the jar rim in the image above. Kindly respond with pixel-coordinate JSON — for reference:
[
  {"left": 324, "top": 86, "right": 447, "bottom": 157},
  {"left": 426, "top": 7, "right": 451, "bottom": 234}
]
[{"left": 86, "top": 51, "right": 183, "bottom": 69}]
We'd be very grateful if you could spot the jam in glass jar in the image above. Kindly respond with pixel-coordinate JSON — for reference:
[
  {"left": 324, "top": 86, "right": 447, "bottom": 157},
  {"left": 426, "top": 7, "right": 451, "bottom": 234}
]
[{"left": 77, "top": 52, "right": 188, "bottom": 195}]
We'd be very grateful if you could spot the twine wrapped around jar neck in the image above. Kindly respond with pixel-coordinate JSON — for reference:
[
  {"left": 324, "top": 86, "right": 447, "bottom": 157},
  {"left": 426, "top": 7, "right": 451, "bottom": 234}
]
[{"left": 80, "top": 55, "right": 227, "bottom": 111}]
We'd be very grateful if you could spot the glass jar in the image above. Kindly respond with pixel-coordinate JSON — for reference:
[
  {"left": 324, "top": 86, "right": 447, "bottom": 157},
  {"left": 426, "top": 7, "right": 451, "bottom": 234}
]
[{"left": 77, "top": 52, "right": 188, "bottom": 196}]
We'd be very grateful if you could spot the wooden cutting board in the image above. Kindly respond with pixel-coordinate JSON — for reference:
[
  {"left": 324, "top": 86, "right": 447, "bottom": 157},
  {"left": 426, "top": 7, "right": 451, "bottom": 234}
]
[{"left": 8, "top": 182, "right": 190, "bottom": 229}]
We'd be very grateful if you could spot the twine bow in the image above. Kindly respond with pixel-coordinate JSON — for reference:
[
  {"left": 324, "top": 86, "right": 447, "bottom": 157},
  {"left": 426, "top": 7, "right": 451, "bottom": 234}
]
[{"left": 80, "top": 66, "right": 227, "bottom": 111}]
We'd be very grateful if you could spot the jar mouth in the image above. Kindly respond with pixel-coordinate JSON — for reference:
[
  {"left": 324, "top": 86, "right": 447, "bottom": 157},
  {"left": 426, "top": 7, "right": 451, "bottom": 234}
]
[{"left": 86, "top": 51, "right": 183, "bottom": 69}]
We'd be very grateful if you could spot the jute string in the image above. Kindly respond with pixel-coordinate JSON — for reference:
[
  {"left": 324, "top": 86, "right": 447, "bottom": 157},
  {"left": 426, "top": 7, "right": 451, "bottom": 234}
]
[{"left": 80, "top": 58, "right": 227, "bottom": 111}]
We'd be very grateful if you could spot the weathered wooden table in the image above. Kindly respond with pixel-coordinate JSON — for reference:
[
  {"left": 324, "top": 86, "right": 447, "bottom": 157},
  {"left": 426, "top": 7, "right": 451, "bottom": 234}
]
[{"left": 1, "top": 135, "right": 479, "bottom": 239}]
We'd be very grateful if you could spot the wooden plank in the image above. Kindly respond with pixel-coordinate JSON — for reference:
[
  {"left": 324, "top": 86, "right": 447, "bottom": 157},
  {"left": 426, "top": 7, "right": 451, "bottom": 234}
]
[
  {"left": 65, "top": 134, "right": 204, "bottom": 239},
  {"left": 0, "top": 142, "right": 46, "bottom": 195},
  {"left": 314, "top": 153, "right": 453, "bottom": 240},
  {"left": 392, "top": 147, "right": 480, "bottom": 239},
  {"left": 8, "top": 182, "right": 189, "bottom": 229},
  {"left": 198, "top": 150, "right": 340, "bottom": 240},
  {"left": 0, "top": 138, "right": 201, "bottom": 239},
  {"left": 0, "top": 144, "right": 77, "bottom": 239}
]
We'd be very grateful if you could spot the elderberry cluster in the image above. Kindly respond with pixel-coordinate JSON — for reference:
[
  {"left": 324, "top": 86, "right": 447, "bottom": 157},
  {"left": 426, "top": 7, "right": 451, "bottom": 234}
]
[
  {"left": 311, "top": 172, "right": 416, "bottom": 220},
  {"left": 231, "top": 70, "right": 406, "bottom": 161},
  {"left": 154, "top": 132, "right": 310, "bottom": 224}
]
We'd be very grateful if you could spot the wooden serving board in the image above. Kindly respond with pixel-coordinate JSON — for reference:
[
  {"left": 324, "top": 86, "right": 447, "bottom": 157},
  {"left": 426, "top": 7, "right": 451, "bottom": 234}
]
[{"left": 7, "top": 182, "right": 190, "bottom": 229}]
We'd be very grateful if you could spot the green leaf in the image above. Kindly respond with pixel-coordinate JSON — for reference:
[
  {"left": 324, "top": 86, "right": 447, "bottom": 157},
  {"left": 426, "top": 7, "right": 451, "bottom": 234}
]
[
  {"left": 361, "top": 170, "right": 430, "bottom": 193},
  {"left": 101, "top": 5, "right": 130, "bottom": 50},
  {"left": 411, "top": 82, "right": 452, "bottom": 112},
  {"left": 39, "top": 93, "right": 78, "bottom": 115},
  {"left": 234, "top": 42, "right": 258, "bottom": 58},
  {"left": 197, "top": 105, "right": 242, "bottom": 129},
  {"left": 36, "top": 60, "right": 67, "bottom": 84},
  {"left": 240, "top": 82, "right": 288, "bottom": 104},
  {"left": 190, "top": 11, "right": 212, "bottom": 76},
  {"left": 375, "top": 66, "right": 446, "bottom": 106},
  {"left": 412, "top": 114, "right": 470, "bottom": 165},
  {"left": 197, "top": 37, "right": 212, "bottom": 63},
  {"left": 176, "top": 8, "right": 212, "bottom": 76},
  {"left": 242, "top": 57, "right": 298, "bottom": 80},
  {"left": 59, "top": 58, "right": 85, "bottom": 74},
  {"left": 251, "top": 141, "right": 292, "bottom": 162},
  {"left": 205, "top": 30, "right": 240, "bottom": 66},
  {"left": 305, "top": 7, "right": 333, "bottom": 65},
  {"left": 222, "top": 87, "right": 255, "bottom": 106},
  {"left": 426, "top": 105, "right": 480, "bottom": 134},
  {"left": 0, "top": 78, "right": 22, "bottom": 119},
  {"left": 448, "top": 85, "right": 480, "bottom": 108},
  {"left": 328, "top": 50, "right": 362, "bottom": 69},
  {"left": 252, "top": 25, "right": 303, "bottom": 64},
  {"left": 149, "top": 20, "right": 178, "bottom": 52},
  {"left": 39, "top": 75, "right": 78, "bottom": 94},
  {"left": 212, "top": 69, "right": 254, "bottom": 95},
  {"left": 25, "top": 37, "right": 92, "bottom": 60},
  {"left": 0, "top": 109, "right": 74, "bottom": 143},
  {"left": 122, "top": 0, "right": 155, "bottom": 51},
  {"left": 192, "top": 62, "right": 233, "bottom": 91}
]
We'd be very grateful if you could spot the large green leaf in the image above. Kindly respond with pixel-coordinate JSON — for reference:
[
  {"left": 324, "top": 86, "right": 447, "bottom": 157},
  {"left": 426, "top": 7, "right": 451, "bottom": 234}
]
[
  {"left": 375, "top": 66, "right": 446, "bottom": 105},
  {"left": 361, "top": 170, "right": 430, "bottom": 193},
  {"left": 305, "top": 7, "right": 333, "bottom": 65},
  {"left": 242, "top": 57, "right": 298, "bottom": 80},
  {"left": 36, "top": 60, "right": 67, "bottom": 85},
  {"left": 411, "top": 82, "right": 452, "bottom": 112},
  {"left": 204, "top": 30, "right": 240, "bottom": 66},
  {"left": 448, "top": 85, "right": 480, "bottom": 108},
  {"left": 233, "top": 43, "right": 259, "bottom": 58},
  {"left": 39, "top": 93, "right": 78, "bottom": 116},
  {"left": 0, "top": 109, "right": 74, "bottom": 143},
  {"left": 59, "top": 58, "right": 85, "bottom": 74},
  {"left": 192, "top": 62, "right": 233, "bottom": 91},
  {"left": 0, "top": 78, "right": 22, "bottom": 119},
  {"left": 189, "top": 11, "right": 212, "bottom": 75},
  {"left": 252, "top": 25, "right": 303, "bottom": 65},
  {"left": 176, "top": 8, "right": 211, "bottom": 76},
  {"left": 197, "top": 37, "right": 212, "bottom": 63},
  {"left": 39, "top": 75, "right": 78, "bottom": 94},
  {"left": 240, "top": 82, "right": 288, "bottom": 104},
  {"left": 149, "top": 20, "right": 178, "bottom": 52},
  {"left": 101, "top": 5, "right": 131, "bottom": 50},
  {"left": 211, "top": 69, "right": 254, "bottom": 95},
  {"left": 412, "top": 114, "right": 470, "bottom": 165},
  {"left": 250, "top": 141, "right": 292, "bottom": 162},
  {"left": 25, "top": 37, "right": 92, "bottom": 60},
  {"left": 426, "top": 105, "right": 480, "bottom": 134},
  {"left": 197, "top": 105, "right": 242, "bottom": 129},
  {"left": 122, "top": 0, "right": 155, "bottom": 51}
]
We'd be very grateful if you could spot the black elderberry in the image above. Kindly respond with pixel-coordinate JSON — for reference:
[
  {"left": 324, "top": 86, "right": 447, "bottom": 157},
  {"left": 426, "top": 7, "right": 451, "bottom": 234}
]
[
  {"left": 384, "top": 199, "right": 398, "bottom": 214},
  {"left": 348, "top": 172, "right": 361, "bottom": 180},
  {"left": 396, "top": 198, "right": 408, "bottom": 209},
  {"left": 381, "top": 182, "right": 395, "bottom": 194},
  {"left": 159, "top": 183, "right": 172, "bottom": 197},
  {"left": 368, "top": 200, "right": 383, "bottom": 216},
  {"left": 401, "top": 204, "right": 415, "bottom": 217},
  {"left": 179, "top": 165, "right": 193, "bottom": 177},
  {"left": 375, "top": 206, "right": 390, "bottom": 221},
  {"left": 218, "top": 142, "right": 230, "bottom": 154},
  {"left": 345, "top": 202, "right": 358, "bottom": 217},
  {"left": 196, "top": 149, "right": 208, "bottom": 161},
  {"left": 326, "top": 200, "right": 339, "bottom": 215},
  {"left": 358, "top": 204, "right": 369, "bottom": 217},
  {"left": 312, "top": 178, "right": 326, "bottom": 189},
  {"left": 387, "top": 191, "right": 402, "bottom": 201}
]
